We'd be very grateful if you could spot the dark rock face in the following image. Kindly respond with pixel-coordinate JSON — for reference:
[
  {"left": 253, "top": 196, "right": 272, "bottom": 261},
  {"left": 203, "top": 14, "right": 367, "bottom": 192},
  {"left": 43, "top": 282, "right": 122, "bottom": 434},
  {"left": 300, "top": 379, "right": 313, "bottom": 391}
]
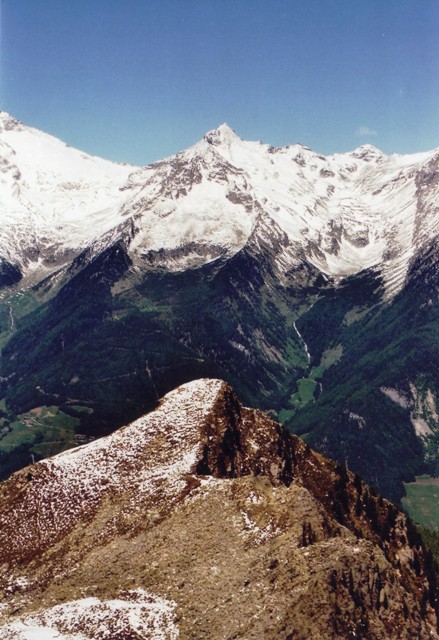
[
  {"left": 0, "top": 379, "right": 437, "bottom": 639},
  {"left": 195, "top": 384, "right": 296, "bottom": 483},
  {"left": 140, "top": 241, "right": 227, "bottom": 268},
  {"left": 0, "top": 258, "right": 21, "bottom": 287}
]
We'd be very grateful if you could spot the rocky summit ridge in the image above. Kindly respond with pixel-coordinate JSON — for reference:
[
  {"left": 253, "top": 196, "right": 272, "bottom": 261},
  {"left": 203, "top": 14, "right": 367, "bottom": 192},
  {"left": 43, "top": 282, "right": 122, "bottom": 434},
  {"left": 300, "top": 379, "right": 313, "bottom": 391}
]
[{"left": 0, "top": 379, "right": 437, "bottom": 639}]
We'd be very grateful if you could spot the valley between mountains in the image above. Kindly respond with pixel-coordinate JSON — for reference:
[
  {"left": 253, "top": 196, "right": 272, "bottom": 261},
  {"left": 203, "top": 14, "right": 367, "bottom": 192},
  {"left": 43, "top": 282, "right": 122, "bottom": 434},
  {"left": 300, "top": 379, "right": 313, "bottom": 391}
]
[{"left": 0, "top": 111, "right": 438, "bottom": 509}]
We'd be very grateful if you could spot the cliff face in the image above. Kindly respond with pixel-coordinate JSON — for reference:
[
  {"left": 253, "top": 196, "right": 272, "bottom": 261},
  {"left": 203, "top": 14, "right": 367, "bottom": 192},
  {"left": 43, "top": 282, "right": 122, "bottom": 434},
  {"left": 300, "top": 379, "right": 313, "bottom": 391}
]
[{"left": 0, "top": 379, "right": 437, "bottom": 639}]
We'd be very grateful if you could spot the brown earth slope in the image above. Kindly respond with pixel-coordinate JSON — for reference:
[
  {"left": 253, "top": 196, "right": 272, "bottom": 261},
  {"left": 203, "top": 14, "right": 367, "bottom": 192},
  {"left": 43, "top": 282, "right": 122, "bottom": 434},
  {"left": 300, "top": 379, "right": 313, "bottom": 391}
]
[{"left": 0, "top": 378, "right": 437, "bottom": 639}]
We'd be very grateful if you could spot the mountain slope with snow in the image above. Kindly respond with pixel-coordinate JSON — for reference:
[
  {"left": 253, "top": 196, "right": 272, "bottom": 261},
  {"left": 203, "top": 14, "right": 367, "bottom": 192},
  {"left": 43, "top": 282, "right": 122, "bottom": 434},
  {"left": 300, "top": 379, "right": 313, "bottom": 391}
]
[
  {"left": 0, "top": 112, "right": 135, "bottom": 283},
  {"left": 0, "top": 379, "right": 437, "bottom": 640},
  {"left": 110, "top": 122, "right": 439, "bottom": 300}
]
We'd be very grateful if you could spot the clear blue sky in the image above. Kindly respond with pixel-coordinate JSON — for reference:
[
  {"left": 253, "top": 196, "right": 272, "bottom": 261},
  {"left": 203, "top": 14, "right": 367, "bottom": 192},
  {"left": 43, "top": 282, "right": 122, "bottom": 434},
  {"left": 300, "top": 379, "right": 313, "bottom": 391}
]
[{"left": 1, "top": 0, "right": 439, "bottom": 165}]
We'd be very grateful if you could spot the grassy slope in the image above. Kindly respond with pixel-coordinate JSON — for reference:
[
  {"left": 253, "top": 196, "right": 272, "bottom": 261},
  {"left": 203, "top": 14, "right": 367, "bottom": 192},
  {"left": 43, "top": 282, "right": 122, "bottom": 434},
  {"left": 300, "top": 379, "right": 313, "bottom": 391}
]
[{"left": 403, "top": 476, "right": 439, "bottom": 530}]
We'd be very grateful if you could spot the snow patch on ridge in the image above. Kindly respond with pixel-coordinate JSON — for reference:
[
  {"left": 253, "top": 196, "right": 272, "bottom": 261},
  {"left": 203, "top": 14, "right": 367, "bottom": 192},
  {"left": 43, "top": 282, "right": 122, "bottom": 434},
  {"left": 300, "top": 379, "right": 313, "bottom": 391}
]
[
  {"left": 0, "top": 589, "right": 179, "bottom": 640},
  {"left": 128, "top": 178, "right": 256, "bottom": 264}
]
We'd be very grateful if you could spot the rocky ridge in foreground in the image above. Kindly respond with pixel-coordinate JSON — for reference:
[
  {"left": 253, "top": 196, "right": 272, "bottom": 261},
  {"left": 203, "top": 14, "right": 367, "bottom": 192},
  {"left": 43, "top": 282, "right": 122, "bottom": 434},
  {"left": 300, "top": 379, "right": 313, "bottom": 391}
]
[{"left": 0, "top": 378, "right": 437, "bottom": 639}]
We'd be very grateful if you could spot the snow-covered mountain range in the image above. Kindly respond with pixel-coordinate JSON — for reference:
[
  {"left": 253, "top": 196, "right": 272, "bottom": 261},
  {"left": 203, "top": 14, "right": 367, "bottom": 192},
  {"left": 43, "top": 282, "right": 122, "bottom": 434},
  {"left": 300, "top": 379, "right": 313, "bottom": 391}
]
[
  {"left": 121, "top": 122, "right": 438, "bottom": 300},
  {"left": 1, "top": 111, "right": 438, "bottom": 300}
]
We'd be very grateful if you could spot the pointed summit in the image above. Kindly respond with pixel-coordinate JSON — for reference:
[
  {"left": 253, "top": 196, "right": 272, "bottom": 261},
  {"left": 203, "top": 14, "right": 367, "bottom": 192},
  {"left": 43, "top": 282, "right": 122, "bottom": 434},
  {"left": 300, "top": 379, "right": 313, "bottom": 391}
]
[
  {"left": 0, "top": 112, "right": 23, "bottom": 132},
  {"left": 351, "top": 144, "right": 385, "bottom": 161},
  {"left": 203, "top": 123, "right": 240, "bottom": 147}
]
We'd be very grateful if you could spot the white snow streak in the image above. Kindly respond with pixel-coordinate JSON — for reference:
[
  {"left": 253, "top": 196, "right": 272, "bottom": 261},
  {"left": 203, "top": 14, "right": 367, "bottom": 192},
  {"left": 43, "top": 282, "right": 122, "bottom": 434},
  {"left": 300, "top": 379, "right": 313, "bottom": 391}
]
[
  {"left": 0, "top": 589, "right": 179, "bottom": 640},
  {"left": 293, "top": 321, "right": 311, "bottom": 364}
]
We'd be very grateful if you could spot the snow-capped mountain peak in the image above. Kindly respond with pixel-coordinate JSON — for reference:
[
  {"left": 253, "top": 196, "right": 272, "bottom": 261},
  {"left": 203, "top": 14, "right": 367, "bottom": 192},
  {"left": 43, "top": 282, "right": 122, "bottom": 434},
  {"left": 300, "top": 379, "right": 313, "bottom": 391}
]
[
  {"left": 0, "top": 111, "right": 24, "bottom": 132},
  {"left": 203, "top": 122, "right": 240, "bottom": 147},
  {"left": 0, "top": 113, "right": 137, "bottom": 284},
  {"left": 350, "top": 144, "right": 385, "bottom": 161}
]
